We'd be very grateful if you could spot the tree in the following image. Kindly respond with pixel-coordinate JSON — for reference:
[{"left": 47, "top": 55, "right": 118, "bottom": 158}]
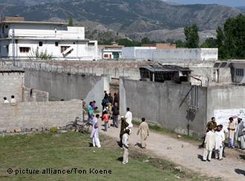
[
  {"left": 141, "top": 37, "right": 151, "bottom": 44},
  {"left": 68, "top": 17, "right": 73, "bottom": 26},
  {"left": 200, "top": 38, "right": 217, "bottom": 48},
  {"left": 184, "top": 24, "right": 199, "bottom": 48},
  {"left": 116, "top": 38, "right": 140, "bottom": 47},
  {"left": 175, "top": 40, "right": 185, "bottom": 48},
  {"left": 216, "top": 14, "right": 245, "bottom": 59}
]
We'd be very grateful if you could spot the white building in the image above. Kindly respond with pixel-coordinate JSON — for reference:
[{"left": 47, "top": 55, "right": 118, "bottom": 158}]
[
  {"left": 0, "top": 17, "right": 98, "bottom": 60},
  {"left": 122, "top": 47, "right": 218, "bottom": 62},
  {"left": 99, "top": 44, "right": 123, "bottom": 60}
]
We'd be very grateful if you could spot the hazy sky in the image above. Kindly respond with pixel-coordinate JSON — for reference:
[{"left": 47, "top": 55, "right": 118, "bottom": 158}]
[{"left": 165, "top": 0, "right": 245, "bottom": 7}]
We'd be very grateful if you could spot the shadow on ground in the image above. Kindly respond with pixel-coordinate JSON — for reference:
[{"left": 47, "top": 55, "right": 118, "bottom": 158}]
[
  {"left": 234, "top": 169, "right": 245, "bottom": 176},
  {"left": 239, "top": 154, "right": 245, "bottom": 160}
]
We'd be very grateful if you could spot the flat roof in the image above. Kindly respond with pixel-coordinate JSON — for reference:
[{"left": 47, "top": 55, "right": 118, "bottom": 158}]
[
  {"left": 0, "top": 20, "right": 67, "bottom": 26},
  {"left": 140, "top": 64, "right": 191, "bottom": 73},
  {"left": 0, "top": 37, "right": 90, "bottom": 42}
]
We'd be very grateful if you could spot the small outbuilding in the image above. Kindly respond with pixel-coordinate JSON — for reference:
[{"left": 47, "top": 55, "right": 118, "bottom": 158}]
[{"left": 139, "top": 64, "right": 191, "bottom": 83}]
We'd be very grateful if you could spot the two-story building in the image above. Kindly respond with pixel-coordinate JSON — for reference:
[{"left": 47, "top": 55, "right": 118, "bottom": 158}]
[{"left": 0, "top": 17, "right": 98, "bottom": 60}]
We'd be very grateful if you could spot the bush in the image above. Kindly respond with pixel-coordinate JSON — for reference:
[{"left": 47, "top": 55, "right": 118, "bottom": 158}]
[{"left": 50, "top": 127, "right": 58, "bottom": 134}]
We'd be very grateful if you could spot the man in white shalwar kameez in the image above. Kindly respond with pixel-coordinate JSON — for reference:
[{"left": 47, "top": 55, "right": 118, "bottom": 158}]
[
  {"left": 122, "top": 129, "right": 130, "bottom": 164},
  {"left": 125, "top": 107, "right": 133, "bottom": 129},
  {"left": 90, "top": 114, "right": 101, "bottom": 148},
  {"left": 137, "top": 117, "right": 149, "bottom": 148},
  {"left": 203, "top": 128, "right": 215, "bottom": 161},
  {"left": 215, "top": 125, "right": 225, "bottom": 160}
]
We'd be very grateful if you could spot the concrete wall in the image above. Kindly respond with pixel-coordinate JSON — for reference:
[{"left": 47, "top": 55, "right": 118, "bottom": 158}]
[
  {"left": 120, "top": 79, "right": 207, "bottom": 136},
  {"left": 16, "top": 61, "right": 148, "bottom": 80},
  {"left": 207, "top": 85, "right": 245, "bottom": 125},
  {"left": 23, "top": 87, "right": 49, "bottom": 102},
  {"left": 0, "top": 100, "right": 82, "bottom": 131},
  {"left": 0, "top": 72, "right": 24, "bottom": 102},
  {"left": 122, "top": 48, "right": 218, "bottom": 61},
  {"left": 24, "top": 69, "right": 109, "bottom": 110}
]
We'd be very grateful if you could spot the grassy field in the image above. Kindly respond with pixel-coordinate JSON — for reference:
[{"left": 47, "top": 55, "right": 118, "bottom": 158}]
[{"left": 0, "top": 132, "right": 218, "bottom": 181}]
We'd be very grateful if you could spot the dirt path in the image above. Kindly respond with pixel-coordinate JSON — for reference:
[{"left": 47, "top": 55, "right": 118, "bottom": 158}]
[{"left": 99, "top": 122, "right": 245, "bottom": 181}]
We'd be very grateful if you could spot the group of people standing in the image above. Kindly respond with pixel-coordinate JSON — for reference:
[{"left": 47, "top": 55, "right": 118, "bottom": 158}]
[
  {"left": 202, "top": 116, "right": 245, "bottom": 162},
  {"left": 87, "top": 92, "right": 150, "bottom": 165},
  {"left": 101, "top": 91, "right": 120, "bottom": 130}
]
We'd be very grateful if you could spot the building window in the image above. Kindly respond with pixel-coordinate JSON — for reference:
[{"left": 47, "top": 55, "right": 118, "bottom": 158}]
[
  {"left": 88, "top": 42, "right": 95, "bottom": 46},
  {"left": 103, "top": 54, "right": 109, "bottom": 58},
  {"left": 236, "top": 68, "right": 244, "bottom": 77},
  {"left": 39, "top": 41, "right": 43, "bottom": 46},
  {"left": 55, "top": 42, "right": 59, "bottom": 46},
  {"left": 19, "top": 47, "right": 30, "bottom": 53},
  {"left": 61, "top": 46, "right": 70, "bottom": 53}
]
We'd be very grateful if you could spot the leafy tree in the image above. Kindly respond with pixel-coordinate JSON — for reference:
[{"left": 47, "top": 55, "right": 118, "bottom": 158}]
[
  {"left": 216, "top": 14, "right": 245, "bottom": 59},
  {"left": 200, "top": 38, "right": 217, "bottom": 48},
  {"left": 175, "top": 40, "right": 186, "bottom": 48},
  {"left": 116, "top": 38, "right": 140, "bottom": 47},
  {"left": 184, "top": 24, "right": 199, "bottom": 48},
  {"left": 68, "top": 17, "right": 73, "bottom": 26},
  {"left": 141, "top": 37, "right": 151, "bottom": 44}
]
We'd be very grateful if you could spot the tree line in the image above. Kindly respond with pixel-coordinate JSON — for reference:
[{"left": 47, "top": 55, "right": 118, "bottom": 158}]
[{"left": 183, "top": 14, "right": 245, "bottom": 59}]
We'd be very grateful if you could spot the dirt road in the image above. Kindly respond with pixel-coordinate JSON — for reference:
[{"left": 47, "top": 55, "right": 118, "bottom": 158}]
[{"left": 99, "top": 122, "right": 245, "bottom": 181}]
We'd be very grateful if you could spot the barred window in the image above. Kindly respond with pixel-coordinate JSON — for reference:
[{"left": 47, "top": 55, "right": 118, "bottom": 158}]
[
  {"left": 19, "top": 47, "right": 30, "bottom": 53},
  {"left": 236, "top": 68, "right": 244, "bottom": 76}
]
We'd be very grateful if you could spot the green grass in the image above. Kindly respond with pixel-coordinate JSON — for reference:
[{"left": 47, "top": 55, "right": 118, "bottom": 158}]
[{"left": 0, "top": 132, "right": 218, "bottom": 181}]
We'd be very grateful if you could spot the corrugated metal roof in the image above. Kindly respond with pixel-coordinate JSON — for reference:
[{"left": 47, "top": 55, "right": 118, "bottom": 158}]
[{"left": 140, "top": 64, "right": 191, "bottom": 73}]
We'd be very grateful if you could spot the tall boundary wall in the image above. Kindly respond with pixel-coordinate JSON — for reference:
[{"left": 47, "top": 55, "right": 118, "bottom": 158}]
[
  {"left": 120, "top": 79, "right": 207, "bottom": 136},
  {"left": 24, "top": 69, "right": 110, "bottom": 110},
  {"left": 0, "top": 100, "right": 82, "bottom": 131},
  {"left": 207, "top": 85, "right": 245, "bottom": 128}
]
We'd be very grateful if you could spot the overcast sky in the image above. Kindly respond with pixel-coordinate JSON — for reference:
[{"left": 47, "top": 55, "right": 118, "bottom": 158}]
[{"left": 164, "top": 0, "right": 245, "bottom": 7}]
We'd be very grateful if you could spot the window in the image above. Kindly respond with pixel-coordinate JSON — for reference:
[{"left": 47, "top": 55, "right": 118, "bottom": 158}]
[
  {"left": 236, "top": 68, "right": 244, "bottom": 77},
  {"left": 88, "top": 42, "right": 95, "bottom": 46},
  {"left": 60, "top": 46, "right": 70, "bottom": 53},
  {"left": 19, "top": 47, "right": 30, "bottom": 53},
  {"left": 103, "top": 54, "right": 109, "bottom": 58},
  {"left": 39, "top": 41, "right": 43, "bottom": 46},
  {"left": 55, "top": 42, "right": 59, "bottom": 46}
]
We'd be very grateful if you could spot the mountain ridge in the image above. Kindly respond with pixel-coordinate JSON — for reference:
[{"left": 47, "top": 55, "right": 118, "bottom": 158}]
[{"left": 0, "top": 0, "right": 242, "bottom": 42}]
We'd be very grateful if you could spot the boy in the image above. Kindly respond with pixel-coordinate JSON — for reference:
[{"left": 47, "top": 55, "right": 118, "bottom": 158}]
[
  {"left": 215, "top": 125, "right": 225, "bottom": 160},
  {"left": 90, "top": 114, "right": 101, "bottom": 148},
  {"left": 122, "top": 128, "right": 130, "bottom": 164}
]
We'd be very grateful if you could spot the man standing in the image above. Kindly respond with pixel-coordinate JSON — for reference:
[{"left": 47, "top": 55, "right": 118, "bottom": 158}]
[
  {"left": 125, "top": 107, "right": 133, "bottom": 129},
  {"left": 122, "top": 128, "right": 130, "bottom": 164},
  {"left": 112, "top": 102, "right": 119, "bottom": 128},
  {"left": 228, "top": 117, "right": 236, "bottom": 148},
  {"left": 202, "top": 127, "right": 215, "bottom": 162},
  {"left": 137, "top": 118, "right": 150, "bottom": 149},
  {"left": 90, "top": 114, "right": 101, "bottom": 148}
]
